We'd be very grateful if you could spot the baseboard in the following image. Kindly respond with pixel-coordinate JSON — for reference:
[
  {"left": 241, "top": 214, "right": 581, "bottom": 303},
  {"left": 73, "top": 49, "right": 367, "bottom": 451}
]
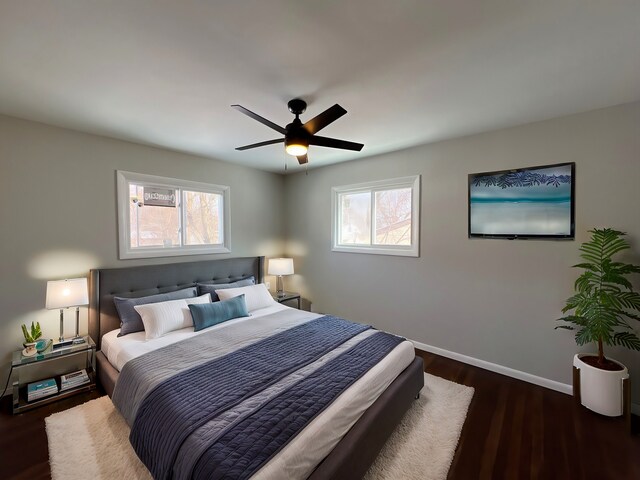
[
  {"left": 411, "top": 339, "right": 572, "bottom": 395},
  {"left": 411, "top": 339, "right": 640, "bottom": 415}
]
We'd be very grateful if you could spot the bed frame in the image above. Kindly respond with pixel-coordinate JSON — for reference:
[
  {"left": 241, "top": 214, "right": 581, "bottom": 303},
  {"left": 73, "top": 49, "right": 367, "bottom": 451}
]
[{"left": 88, "top": 256, "right": 424, "bottom": 480}]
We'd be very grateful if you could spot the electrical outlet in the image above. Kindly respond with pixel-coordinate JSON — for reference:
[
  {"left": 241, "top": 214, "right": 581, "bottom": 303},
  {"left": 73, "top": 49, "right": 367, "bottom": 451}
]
[{"left": 265, "top": 281, "right": 271, "bottom": 290}]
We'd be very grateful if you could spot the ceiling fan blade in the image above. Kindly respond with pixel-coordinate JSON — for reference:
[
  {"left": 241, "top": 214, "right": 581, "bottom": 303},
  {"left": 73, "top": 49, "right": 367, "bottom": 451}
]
[
  {"left": 231, "top": 105, "right": 286, "bottom": 134},
  {"left": 309, "top": 135, "right": 364, "bottom": 151},
  {"left": 303, "top": 104, "right": 347, "bottom": 135},
  {"left": 235, "top": 138, "right": 284, "bottom": 151},
  {"left": 297, "top": 154, "right": 308, "bottom": 165}
]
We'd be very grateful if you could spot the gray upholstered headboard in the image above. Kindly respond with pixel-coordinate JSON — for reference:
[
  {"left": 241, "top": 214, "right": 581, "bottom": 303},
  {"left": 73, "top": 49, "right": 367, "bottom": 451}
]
[{"left": 88, "top": 256, "right": 264, "bottom": 349}]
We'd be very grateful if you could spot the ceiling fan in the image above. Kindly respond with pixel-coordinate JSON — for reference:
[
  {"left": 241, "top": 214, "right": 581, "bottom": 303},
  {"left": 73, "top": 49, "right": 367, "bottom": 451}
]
[{"left": 232, "top": 99, "right": 364, "bottom": 165}]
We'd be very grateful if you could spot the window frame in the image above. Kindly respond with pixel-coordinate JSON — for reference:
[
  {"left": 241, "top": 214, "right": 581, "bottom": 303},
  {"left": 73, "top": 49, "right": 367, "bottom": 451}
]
[
  {"left": 331, "top": 175, "right": 420, "bottom": 257},
  {"left": 116, "top": 170, "right": 231, "bottom": 259}
]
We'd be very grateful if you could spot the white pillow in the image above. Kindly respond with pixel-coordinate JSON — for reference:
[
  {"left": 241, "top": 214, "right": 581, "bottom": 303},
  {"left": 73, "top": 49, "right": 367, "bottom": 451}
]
[
  {"left": 216, "top": 283, "right": 275, "bottom": 312},
  {"left": 134, "top": 293, "right": 211, "bottom": 340}
]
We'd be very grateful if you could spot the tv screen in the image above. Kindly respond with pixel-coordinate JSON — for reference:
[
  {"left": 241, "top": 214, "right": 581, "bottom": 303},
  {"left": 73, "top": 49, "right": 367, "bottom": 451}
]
[{"left": 468, "top": 162, "right": 575, "bottom": 239}]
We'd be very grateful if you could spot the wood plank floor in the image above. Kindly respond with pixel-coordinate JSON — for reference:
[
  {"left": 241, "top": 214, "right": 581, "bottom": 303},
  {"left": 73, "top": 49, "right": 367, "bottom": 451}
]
[
  {"left": 0, "top": 351, "right": 637, "bottom": 480},
  {"left": 0, "top": 388, "right": 103, "bottom": 480},
  {"left": 416, "top": 350, "right": 640, "bottom": 480}
]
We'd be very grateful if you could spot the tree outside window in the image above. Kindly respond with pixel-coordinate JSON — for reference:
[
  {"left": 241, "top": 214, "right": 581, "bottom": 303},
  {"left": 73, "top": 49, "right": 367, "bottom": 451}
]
[{"left": 333, "top": 176, "right": 420, "bottom": 257}]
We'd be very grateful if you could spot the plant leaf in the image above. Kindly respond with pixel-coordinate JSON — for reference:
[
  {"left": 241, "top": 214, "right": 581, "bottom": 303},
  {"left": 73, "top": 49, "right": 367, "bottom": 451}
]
[
  {"left": 557, "top": 315, "right": 587, "bottom": 326},
  {"left": 612, "top": 332, "right": 640, "bottom": 350}
]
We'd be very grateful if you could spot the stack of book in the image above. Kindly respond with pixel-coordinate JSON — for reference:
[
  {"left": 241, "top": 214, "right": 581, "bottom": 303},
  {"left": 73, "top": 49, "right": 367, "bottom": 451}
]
[
  {"left": 27, "top": 378, "right": 58, "bottom": 402},
  {"left": 60, "top": 369, "right": 90, "bottom": 392}
]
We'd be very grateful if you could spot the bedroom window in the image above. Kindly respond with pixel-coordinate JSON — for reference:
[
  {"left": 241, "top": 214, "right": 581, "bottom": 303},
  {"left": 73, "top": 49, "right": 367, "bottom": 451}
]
[
  {"left": 117, "top": 171, "right": 230, "bottom": 259},
  {"left": 332, "top": 175, "right": 420, "bottom": 257}
]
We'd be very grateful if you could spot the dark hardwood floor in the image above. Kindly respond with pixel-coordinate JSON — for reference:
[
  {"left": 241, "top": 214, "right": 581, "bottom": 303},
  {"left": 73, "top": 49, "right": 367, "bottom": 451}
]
[
  {"left": 416, "top": 350, "right": 640, "bottom": 480},
  {"left": 0, "top": 352, "right": 637, "bottom": 480},
  {"left": 0, "top": 388, "right": 103, "bottom": 480}
]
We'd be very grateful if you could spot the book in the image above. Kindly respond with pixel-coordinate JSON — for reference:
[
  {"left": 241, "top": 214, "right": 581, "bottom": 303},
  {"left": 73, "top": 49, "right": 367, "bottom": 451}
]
[
  {"left": 62, "top": 378, "right": 87, "bottom": 387},
  {"left": 28, "top": 390, "right": 57, "bottom": 401},
  {"left": 29, "top": 385, "right": 57, "bottom": 393},
  {"left": 61, "top": 369, "right": 89, "bottom": 383},
  {"left": 60, "top": 369, "right": 90, "bottom": 391},
  {"left": 28, "top": 378, "right": 56, "bottom": 393},
  {"left": 28, "top": 386, "right": 57, "bottom": 395},
  {"left": 27, "top": 378, "right": 58, "bottom": 401},
  {"left": 60, "top": 381, "right": 89, "bottom": 392},
  {"left": 61, "top": 379, "right": 88, "bottom": 387},
  {"left": 28, "top": 387, "right": 58, "bottom": 398}
]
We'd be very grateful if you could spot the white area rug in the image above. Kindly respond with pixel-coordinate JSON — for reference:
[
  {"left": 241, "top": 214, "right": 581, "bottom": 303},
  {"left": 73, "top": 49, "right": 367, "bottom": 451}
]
[
  {"left": 46, "top": 373, "right": 473, "bottom": 480},
  {"left": 363, "top": 374, "right": 474, "bottom": 480}
]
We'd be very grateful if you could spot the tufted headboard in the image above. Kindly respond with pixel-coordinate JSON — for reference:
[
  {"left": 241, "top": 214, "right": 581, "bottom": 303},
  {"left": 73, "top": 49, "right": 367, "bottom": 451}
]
[{"left": 88, "top": 256, "right": 264, "bottom": 349}]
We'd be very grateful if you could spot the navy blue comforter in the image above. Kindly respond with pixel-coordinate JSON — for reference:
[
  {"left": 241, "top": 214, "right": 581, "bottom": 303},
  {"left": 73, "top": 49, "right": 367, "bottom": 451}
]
[{"left": 119, "top": 315, "right": 403, "bottom": 480}]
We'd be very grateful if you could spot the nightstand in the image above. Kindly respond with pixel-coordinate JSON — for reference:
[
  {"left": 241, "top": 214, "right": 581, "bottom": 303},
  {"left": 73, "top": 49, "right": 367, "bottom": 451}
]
[
  {"left": 272, "top": 291, "right": 301, "bottom": 309},
  {"left": 10, "top": 336, "right": 96, "bottom": 414}
]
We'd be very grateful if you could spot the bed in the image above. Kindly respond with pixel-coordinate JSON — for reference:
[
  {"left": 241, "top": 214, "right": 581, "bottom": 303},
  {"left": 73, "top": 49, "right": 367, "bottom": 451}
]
[{"left": 88, "top": 256, "right": 424, "bottom": 480}]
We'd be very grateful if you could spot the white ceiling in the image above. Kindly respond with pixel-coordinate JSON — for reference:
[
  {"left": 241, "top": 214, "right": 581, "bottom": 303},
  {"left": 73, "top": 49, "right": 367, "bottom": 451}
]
[{"left": 1, "top": 1, "right": 639, "bottom": 173}]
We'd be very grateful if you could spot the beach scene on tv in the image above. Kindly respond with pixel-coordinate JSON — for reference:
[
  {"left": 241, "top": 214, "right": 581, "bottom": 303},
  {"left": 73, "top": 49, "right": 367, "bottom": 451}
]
[{"left": 469, "top": 164, "right": 573, "bottom": 237}]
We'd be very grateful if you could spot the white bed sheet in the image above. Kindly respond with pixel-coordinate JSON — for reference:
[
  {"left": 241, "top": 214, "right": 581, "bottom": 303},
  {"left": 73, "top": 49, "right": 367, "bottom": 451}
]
[
  {"left": 256, "top": 339, "right": 414, "bottom": 479},
  {"left": 101, "top": 304, "right": 415, "bottom": 479},
  {"left": 101, "top": 303, "right": 296, "bottom": 372}
]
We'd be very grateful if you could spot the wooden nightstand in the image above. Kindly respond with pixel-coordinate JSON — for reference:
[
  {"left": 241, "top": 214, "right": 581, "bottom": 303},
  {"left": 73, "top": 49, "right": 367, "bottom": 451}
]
[
  {"left": 10, "top": 336, "right": 96, "bottom": 414},
  {"left": 272, "top": 291, "right": 301, "bottom": 309}
]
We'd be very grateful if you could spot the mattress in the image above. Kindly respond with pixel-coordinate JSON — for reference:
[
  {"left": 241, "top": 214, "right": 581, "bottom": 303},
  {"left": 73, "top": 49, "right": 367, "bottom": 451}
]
[{"left": 102, "top": 304, "right": 414, "bottom": 479}]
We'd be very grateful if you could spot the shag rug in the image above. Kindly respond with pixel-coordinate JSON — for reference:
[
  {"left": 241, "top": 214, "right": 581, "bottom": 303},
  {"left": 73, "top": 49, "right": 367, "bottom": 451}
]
[{"left": 46, "top": 373, "right": 473, "bottom": 480}]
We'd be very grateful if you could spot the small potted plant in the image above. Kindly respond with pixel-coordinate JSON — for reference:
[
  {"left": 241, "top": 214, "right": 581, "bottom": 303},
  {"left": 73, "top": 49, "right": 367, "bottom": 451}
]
[
  {"left": 21, "top": 321, "right": 42, "bottom": 356},
  {"left": 557, "top": 228, "right": 640, "bottom": 416}
]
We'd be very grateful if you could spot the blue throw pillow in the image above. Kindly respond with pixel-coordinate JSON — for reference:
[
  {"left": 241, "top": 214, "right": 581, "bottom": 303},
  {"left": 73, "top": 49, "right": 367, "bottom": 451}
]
[
  {"left": 114, "top": 287, "right": 198, "bottom": 337},
  {"left": 197, "top": 276, "right": 255, "bottom": 301},
  {"left": 188, "top": 294, "right": 249, "bottom": 332}
]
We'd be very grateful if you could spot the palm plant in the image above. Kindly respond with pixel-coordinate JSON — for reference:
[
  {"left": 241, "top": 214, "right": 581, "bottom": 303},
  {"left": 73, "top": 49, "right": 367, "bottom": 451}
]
[{"left": 557, "top": 228, "right": 640, "bottom": 366}]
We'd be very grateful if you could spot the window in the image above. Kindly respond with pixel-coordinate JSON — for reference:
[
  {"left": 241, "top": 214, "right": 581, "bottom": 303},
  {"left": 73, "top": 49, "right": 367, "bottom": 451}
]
[
  {"left": 332, "top": 175, "right": 420, "bottom": 257},
  {"left": 117, "top": 171, "right": 230, "bottom": 259}
]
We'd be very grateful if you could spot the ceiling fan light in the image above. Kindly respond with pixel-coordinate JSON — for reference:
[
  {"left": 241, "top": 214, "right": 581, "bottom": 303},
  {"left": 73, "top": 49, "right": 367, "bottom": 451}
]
[
  {"left": 285, "top": 143, "right": 308, "bottom": 156},
  {"left": 285, "top": 134, "right": 308, "bottom": 156}
]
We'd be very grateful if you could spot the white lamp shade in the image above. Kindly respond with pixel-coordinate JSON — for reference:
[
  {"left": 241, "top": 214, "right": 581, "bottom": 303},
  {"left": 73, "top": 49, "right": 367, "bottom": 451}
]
[
  {"left": 268, "top": 258, "right": 294, "bottom": 276},
  {"left": 46, "top": 278, "right": 89, "bottom": 309}
]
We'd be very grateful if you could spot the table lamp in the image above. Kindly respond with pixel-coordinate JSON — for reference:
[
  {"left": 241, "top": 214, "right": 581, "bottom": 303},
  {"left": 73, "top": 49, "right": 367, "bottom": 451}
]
[
  {"left": 268, "top": 258, "right": 294, "bottom": 297},
  {"left": 46, "top": 277, "right": 89, "bottom": 349}
]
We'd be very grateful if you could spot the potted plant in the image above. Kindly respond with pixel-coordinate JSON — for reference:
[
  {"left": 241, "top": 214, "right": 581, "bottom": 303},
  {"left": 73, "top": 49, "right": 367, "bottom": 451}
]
[
  {"left": 557, "top": 228, "right": 640, "bottom": 416},
  {"left": 21, "top": 321, "right": 43, "bottom": 356}
]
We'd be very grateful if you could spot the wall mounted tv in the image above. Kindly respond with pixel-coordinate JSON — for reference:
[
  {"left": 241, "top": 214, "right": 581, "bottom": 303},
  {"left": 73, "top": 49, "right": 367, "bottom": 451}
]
[{"left": 468, "top": 162, "right": 575, "bottom": 240}]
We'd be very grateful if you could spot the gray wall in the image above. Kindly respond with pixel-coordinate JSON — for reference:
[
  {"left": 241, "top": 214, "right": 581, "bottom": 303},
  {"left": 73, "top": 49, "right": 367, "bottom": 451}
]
[
  {"left": 2, "top": 103, "right": 639, "bottom": 405},
  {"left": 284, "top": 102, "right": 640, "bottom": 403},
  {"left": 0, "top": 115, "right": 285, "bottom": 388}
]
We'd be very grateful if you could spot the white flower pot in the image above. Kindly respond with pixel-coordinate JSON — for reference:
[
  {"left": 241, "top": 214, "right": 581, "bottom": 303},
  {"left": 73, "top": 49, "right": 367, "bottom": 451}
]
[{"left": 573, "top": 353, "right": 629, "bottom": 417}]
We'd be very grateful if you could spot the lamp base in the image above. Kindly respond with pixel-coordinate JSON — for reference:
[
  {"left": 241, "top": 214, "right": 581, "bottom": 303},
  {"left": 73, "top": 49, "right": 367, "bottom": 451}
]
[{"left": 276, "top": 275, "right": 285, "bottom": 297}]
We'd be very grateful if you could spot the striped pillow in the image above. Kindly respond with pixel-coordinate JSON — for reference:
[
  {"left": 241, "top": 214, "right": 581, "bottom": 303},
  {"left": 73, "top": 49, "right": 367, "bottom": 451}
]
[{"left": 134, "top": 293, "right": 211, "bottom": 340}]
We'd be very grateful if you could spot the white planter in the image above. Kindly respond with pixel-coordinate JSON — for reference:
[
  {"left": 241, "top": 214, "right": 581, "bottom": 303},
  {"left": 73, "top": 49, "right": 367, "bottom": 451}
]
[{"left": 573, "top": 353, "right": 629, "bottom": 417}]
